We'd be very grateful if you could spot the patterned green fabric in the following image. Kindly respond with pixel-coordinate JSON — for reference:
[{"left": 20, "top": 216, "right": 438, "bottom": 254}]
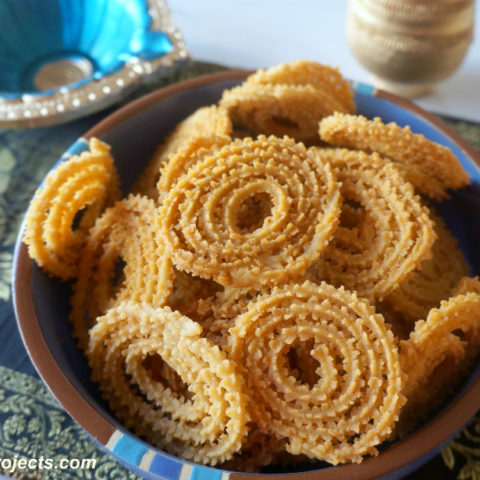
[
  {"left": 0, "top": 366, "right": 139, "bottom": 479},
  {"left": 0, "top": 61, "right": 479, "bottom": 479},
  {"left": 442, "top": 415, "right": 480, "bottom": 480},
  {"left": 443, "top": 117, "right": 480, "bottom": 153}
]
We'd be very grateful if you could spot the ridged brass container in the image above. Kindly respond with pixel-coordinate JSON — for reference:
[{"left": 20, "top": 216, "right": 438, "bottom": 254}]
[{"left": 346, "top": 0, "right": 475, "bottom": 97}]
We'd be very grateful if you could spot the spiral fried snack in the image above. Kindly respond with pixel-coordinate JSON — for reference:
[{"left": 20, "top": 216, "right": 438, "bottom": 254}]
[
  {"left": 23, "top": 138, "right": 120, "bottom": 280},
  {"left": 229, "top": 281, "right": 405, "bottom": 465},
  {"left": 88, "top": 302, "right": 249, "bottom": 465},
  {"left": 159, "top": 135, "right": 342, "bottom": 288},
  {"left": 398, "top": 292, "right": 480, "bottom": 433},
  {"left": 247, "top": 60, "right": 356, "bottom": 112},
  {"left": 319, "top": 113, "right": 470, "bottom": 199},
  {"left": 385, "top": 214, "right": 470, "bottom": 321},
  {"left": 157, "top": 134, "right": 231, "bottom": 197},
  {"left": 132, "top": 106, "right": 232, "bottom": 199},
  {"left": 220, "top": 61, "right": 354, "bottom": 143},
  {"left": 69, "top": 195, "right": 172, "bottom": 350},
  {"left": 308, "top": 148, "right": 436, "bottom": 301}
]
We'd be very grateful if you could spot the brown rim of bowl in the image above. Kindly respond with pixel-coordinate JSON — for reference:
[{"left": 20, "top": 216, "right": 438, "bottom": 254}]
[{"left": 12, "top": 69, "right": 480, "bottom": 480}]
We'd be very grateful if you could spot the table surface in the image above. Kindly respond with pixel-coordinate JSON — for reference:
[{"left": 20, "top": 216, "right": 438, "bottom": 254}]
[
  {"left": 0, "top": 60, "right": 479, "bottom": 480},
  {"left": 167, "top": 0, "right": 480, "bottom": 123}
]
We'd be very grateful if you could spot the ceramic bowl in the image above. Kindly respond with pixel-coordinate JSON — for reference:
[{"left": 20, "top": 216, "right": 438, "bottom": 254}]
[
  {"left": 12, "top": 70, "right": 480, "bottom": 480},
  {"left": 0, "top": 0, "right": 189, "bottom": 128}
]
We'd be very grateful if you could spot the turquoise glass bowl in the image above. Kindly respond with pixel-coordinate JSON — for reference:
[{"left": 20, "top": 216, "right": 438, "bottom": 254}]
[{"left": 0, "top": 0, "right": 189, "bottom": 127}]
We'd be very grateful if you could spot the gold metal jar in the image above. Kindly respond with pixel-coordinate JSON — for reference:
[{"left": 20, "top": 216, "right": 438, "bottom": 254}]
[{"left": 346, "top": 0, "right": 475, "bottom": 97}]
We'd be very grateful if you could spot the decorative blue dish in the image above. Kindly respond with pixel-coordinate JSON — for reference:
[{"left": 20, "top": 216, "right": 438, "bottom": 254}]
[
  {"left": 0, "top": 0, "right": 189, "bottom": 128},
  {"left": 12, "top": 71, "right": 480, "bottom": 480}
]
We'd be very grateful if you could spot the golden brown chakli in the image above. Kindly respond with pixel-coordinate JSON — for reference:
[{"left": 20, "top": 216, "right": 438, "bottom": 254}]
[
  {"left": 159, "top": 135, "right": 342, "bottom": 288},
  {"left": 22, "top": 59, "right": 479, "bottom": 471}
]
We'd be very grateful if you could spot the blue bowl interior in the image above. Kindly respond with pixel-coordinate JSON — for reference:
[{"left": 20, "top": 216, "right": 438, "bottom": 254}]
[
  {"left": 29, "top": 80, "right": 480, "bottom": 477},
  {"left": 0, "top": 0, "right": 172, "bottom": 97}
]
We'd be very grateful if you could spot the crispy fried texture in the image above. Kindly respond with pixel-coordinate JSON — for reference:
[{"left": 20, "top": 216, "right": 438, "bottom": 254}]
[
  {"left": 308, "top": 148, "right": 436, "bottom": 301},
  {"left": 375, "top": 302, "right": 412, "bottom": 341},
  {"left": 191, "top": 286, "right": 263, "bottom": 349},
  {"left": 453, "top": 276, "right": 480, "bottom": 295},
  {"left": 319, "top": 113, "right": 470, "bottom": 199},
  {"left": 167, "top": 268, "right": 224, "bottom": 322},
  {"left": 247, "top": 59, "right": 356, "bottom": 112},
  {"left": 398, "top": 292, "right": 480, "bottom": 435},
  {"left": 229, "top": 281, "right": 405, "bottom": 465},
  {"left": 132, "top": 105, "right": 232, "bottom": 200},
  {"left": 157, "top": 134, "right": 231, "bottom": 197},
  {"left": 159, "top": 135, "right": 342, "bottom": 288},
  {"left": 23, "top": 138, "right": 120, "bottom": 280},
  {"left": 220, "top": 61, "right": 355, "bottom": 143},
  {"left": 69, "top": 195, "right": 172, "bottom": 350},
  {"left": 385, "top": 213, "right": 470, "bottom": 321},
  {"left": 88, "top": 302, "right": 249, "bottom": 465},
  {"left": 218, "top": 425, "right": 287, "bottom": 472},
  {"left": 23, "top": 59, "right": 480, "bottom": 471}
]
